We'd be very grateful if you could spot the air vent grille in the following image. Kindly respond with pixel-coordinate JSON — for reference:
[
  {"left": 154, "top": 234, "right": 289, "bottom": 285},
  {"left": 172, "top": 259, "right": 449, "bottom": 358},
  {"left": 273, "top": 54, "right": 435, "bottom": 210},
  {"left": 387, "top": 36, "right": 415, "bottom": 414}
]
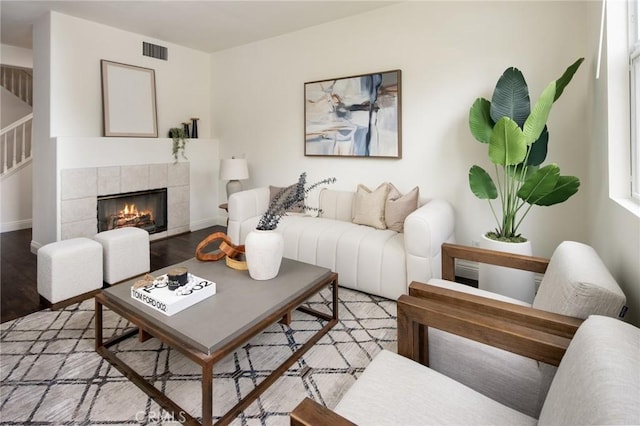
[{"left": 143, "top": 42, "right": 168, "bottom": 60}]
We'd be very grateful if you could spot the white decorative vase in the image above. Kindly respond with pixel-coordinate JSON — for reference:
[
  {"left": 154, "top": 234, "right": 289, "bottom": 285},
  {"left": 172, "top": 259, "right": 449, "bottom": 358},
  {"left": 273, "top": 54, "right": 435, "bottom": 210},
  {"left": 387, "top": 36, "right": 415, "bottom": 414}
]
[
  {"left": 244, "top": 229, "right": 284, "bottom": 280},
  {"left": 478, "top": 234, "right": 536, "bottom": 303}
]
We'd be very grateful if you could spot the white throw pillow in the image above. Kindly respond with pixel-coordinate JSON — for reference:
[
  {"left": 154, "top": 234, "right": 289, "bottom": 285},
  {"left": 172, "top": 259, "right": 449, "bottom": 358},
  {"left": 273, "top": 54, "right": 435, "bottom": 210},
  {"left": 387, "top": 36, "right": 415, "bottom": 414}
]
[{"left": 352, "top": 183, "right": 389, "bottom": 230}]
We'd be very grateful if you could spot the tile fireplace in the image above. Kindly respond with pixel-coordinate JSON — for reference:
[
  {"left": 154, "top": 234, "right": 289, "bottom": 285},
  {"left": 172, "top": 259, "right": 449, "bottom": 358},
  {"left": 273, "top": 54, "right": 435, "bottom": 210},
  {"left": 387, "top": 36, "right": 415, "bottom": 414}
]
[{"left": 59, "top": 163, "right": 190, "bottom": 241}]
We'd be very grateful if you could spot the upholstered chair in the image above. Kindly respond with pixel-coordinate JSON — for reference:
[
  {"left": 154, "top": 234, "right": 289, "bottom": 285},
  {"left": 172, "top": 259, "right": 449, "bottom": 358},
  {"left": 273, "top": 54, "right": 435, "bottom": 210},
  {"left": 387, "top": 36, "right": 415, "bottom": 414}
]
[
  {"left": 423, "top": 241, "right": 627, "bottom": 417},
  {"left": 292, "top": 313, "right": 639, "bottom": 425}
]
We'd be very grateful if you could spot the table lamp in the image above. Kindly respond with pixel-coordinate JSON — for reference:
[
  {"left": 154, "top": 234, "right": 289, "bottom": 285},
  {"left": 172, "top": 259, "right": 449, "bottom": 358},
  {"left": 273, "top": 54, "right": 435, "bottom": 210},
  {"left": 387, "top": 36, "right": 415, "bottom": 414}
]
[{"left": 220, "top": 158, "right": 249, "bottom": 198}]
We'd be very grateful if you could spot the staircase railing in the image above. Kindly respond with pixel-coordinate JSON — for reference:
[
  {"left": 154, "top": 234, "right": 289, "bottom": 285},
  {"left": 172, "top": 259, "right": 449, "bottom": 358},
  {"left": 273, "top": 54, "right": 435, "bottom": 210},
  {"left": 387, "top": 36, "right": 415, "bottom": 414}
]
[
  {"left": 1, "top": 114, "right": 33, "bottom": 177},
  {"left": 1, "top": 65, "right": 33, "bottom": 106}
]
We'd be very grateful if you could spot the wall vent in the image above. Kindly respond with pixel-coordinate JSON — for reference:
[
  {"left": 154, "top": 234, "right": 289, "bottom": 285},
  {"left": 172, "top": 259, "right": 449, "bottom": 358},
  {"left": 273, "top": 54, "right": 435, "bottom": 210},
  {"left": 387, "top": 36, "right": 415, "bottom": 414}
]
[{"left": 143, "top": 42, "right": 168, "bottom": 60}]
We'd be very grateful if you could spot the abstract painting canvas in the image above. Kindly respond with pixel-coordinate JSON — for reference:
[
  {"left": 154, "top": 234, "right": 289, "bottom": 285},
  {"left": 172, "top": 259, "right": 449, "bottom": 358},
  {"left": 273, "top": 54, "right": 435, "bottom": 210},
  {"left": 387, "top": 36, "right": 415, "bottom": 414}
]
[{"left": 304, "top": 70, "right": 401, "bottom": 158}]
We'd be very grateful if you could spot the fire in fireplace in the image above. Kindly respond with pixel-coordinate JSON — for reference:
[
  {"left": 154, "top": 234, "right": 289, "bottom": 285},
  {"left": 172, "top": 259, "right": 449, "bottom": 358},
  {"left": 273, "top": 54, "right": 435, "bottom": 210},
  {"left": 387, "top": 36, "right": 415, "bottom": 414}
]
[{"left": 97, "top": 188, "right": 167, "bottom": 234}]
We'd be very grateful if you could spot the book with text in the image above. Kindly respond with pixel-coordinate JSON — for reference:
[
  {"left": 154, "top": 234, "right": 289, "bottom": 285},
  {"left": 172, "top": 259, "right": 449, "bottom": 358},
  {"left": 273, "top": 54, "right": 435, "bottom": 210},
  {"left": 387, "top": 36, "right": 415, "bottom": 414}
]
[{"left": 131, "top": 274, "right": 216, "bottom": 316}]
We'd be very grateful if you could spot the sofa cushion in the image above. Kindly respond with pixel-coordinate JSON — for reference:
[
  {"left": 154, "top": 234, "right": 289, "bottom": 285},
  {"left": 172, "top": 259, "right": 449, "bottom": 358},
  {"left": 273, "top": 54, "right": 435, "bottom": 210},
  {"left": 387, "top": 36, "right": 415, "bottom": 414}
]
[
  {"left": 271, "top": 214, "right": 407, "bottom": 299},
  {"left": 352, "top": 183, "right": 389, "bottom": 229},
  {"left": 334, "top": 349, "right": 536, "bottom": 425},
  {"left": 538, "top": 315, "right": 640, "bottom": 425},
  {"left": 318, "top": 189, "right": 354, "bottom": 222},
  {"left": 533, "top": 241, "right": 626, "bottom": 319},
  {"left": 385, "top": 184, "right": 419, "bottom": 232}
]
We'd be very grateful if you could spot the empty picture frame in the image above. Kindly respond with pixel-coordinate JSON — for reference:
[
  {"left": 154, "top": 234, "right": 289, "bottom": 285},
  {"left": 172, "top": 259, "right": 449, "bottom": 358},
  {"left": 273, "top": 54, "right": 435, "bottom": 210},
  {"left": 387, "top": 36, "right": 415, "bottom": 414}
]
[
  {"left": 304, "top": 69, "right": 401, "bottom": 158},
  {"left": 101, "top": 60, "right": 158, "bottom": 137}
]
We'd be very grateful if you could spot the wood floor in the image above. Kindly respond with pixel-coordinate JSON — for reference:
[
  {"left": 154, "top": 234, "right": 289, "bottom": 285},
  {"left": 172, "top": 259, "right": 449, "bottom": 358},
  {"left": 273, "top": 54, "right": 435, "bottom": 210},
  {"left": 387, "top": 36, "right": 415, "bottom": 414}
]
[{"left": 0, "top": 226, "right": 225, "bottom": 324}]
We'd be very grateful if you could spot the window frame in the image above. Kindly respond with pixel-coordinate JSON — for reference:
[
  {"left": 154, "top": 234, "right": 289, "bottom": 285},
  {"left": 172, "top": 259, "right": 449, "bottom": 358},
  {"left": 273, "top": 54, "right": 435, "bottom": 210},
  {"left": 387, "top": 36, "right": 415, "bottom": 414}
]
[{"left": 630, "top": 0, "right": 640, "bottom": 201}]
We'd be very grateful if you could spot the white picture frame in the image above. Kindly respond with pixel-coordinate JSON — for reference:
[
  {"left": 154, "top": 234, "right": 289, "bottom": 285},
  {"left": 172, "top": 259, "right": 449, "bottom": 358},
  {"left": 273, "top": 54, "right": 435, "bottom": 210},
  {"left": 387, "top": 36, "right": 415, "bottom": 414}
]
[{"left": 101, "top": 60, "right": 158, "bottom": 137}]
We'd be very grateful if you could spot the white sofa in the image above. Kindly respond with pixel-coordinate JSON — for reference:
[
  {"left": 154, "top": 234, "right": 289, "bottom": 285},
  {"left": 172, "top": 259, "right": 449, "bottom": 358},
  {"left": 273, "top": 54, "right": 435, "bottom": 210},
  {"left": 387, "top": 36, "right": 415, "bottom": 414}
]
[{"left": 227, "top": 187, "right": 455, "bottom": 300}]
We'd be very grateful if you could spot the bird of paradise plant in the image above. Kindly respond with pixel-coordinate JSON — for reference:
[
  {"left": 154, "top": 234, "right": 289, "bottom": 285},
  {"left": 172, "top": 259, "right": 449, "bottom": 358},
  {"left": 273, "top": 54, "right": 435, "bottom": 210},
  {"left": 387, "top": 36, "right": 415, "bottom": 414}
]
[{"left": 468, "top": 58, "right": 584, "bottom": 242}]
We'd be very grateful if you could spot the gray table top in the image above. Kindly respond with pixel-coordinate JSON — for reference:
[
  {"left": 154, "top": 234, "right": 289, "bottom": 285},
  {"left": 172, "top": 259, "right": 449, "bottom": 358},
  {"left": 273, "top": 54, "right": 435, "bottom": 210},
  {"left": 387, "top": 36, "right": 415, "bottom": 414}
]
[{"left": 102, "top": 257, "right": 333, "bottom": 355}]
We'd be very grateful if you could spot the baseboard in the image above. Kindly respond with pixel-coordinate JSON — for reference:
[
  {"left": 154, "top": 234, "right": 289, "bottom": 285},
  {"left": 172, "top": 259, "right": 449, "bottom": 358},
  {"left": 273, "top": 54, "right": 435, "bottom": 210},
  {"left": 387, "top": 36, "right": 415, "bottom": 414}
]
[
  {"left": 455, "top": 259, "right": 478, "bottom": 280},
  {"left": 1, "top": 219, "right": 32, "bottom": 233},
  {"left": 454, "top": 259, "right": 543, "bottom": 289},
  {"left": 191, "top": 217, "right": 225, "bottom": 231},
  {"left": 30, "top": 239, "right": 42, "bottom": 254}
]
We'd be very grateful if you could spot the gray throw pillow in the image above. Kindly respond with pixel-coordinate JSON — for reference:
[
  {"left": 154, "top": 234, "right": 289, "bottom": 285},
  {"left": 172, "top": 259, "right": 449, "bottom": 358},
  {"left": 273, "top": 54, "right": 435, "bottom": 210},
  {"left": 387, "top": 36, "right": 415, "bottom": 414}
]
[
  {"left": 385, "top": 184, "right": 419, "bottom": 232},
  {"left": 269, "top": 185, "right": 304, "bottom": 213}
]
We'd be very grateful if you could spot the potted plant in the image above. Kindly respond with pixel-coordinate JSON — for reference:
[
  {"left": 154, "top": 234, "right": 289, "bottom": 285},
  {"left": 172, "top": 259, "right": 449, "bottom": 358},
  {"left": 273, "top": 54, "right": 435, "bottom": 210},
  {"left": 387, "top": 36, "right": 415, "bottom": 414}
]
[
  {"left": 245, "top": 172, "right": 336, "bottom": 280},
  {"left": 467, "top": 58, "right": 583, "bottom": 301},
  {"left": 169, "top": 127, "right": 188, "bottom": 163}
]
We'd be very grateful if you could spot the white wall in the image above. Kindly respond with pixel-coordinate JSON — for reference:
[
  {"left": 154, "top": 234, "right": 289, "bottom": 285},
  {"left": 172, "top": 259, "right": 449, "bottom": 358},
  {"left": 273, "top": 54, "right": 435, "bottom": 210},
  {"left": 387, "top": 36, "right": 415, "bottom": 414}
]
[
  {"left": 585, "top": 1, "right": 640, "bottom": 326},
  {"left": 211, "top": 1, "right": 589, "bottom": 257},
  {"left": 1, "top": 87, "right": 32, "bottom": 127},
  {"left": 1, "top": 44, "right": 33, "bottom": 68},
  {"left": 31, "top": 12, "right": 216, "bottom": 249},
  {"left": 32, "top": 13, "right": 56, "bottom": 248},
  {"left": 0, "top": 164, "right": 32, "bottom": 232},
  {"left": 48, "top": 12, "right": 211, "bottom": 138}
]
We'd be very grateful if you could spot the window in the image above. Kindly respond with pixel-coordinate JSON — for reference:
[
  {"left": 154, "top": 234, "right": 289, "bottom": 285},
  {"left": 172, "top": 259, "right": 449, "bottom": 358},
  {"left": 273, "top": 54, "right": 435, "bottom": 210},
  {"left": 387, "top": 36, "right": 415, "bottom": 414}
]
[{"left": 631, "top": 0, "right": 640, "bottom": 200}]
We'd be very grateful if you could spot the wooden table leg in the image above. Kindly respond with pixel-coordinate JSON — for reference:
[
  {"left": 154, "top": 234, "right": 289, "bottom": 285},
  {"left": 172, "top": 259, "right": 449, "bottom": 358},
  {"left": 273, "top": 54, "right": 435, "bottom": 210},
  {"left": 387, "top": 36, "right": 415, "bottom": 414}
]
[
  {"left": 94, "top": 299, "right": 103, "bottom": 351},
  {"left": 332, "top": 278, "right": 338, "bottom": 320},
  {"left": 279, "top": 311, "right": 292, "bottom": 326},
  {"left": 202, "top": 362, "right": 213, "bottom": 426},
  {"left": 138, "top": 327, "right": 153, "bottom": 342}
]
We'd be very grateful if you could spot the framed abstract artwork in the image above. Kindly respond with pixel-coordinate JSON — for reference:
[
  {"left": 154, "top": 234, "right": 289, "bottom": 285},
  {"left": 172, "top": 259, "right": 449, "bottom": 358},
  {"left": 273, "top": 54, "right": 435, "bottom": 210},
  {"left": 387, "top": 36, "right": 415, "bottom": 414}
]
[
  {"left": 304, "top": 70, "right": 401, "bottom": 158},
  {"left": 101, "top": 60, "right": 158, "bottom": 137}
]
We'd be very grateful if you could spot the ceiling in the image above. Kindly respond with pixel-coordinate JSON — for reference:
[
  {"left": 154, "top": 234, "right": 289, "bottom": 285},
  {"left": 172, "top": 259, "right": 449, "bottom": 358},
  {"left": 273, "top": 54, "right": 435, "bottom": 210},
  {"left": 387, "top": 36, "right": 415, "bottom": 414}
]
[{"left": 0, "top": 1, "right": 396, "bottom": 53}]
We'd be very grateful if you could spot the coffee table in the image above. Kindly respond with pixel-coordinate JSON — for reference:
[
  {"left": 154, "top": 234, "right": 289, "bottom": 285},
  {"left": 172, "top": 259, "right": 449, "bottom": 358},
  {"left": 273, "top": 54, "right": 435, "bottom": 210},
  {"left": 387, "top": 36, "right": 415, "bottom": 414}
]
[{"left": 94, "top": 257, "right": 338, "bottom": 425}]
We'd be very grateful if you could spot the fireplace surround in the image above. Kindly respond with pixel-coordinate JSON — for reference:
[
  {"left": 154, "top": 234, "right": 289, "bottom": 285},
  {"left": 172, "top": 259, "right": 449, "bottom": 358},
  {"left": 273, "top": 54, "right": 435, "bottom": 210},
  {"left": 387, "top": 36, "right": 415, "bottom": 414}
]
[{"left": 60, "top": 162, "right": 190, "bottom": 241}]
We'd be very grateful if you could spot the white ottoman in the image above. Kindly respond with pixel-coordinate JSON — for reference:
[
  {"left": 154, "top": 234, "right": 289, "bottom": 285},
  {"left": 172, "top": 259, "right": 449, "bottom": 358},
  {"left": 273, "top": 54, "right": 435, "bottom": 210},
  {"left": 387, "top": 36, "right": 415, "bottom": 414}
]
[
  {"left": 37, "top": 237, "right": 103, "bottom": 305},
  {"left": 94, "top": 227, "right": 150, "bottom": 284}
]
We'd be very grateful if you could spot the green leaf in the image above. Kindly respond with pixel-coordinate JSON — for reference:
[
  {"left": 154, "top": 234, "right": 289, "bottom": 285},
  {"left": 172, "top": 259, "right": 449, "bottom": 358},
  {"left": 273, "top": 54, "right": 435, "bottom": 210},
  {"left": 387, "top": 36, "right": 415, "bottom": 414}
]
[
  {"left": 489, "top": 117, "right": 527, "bottom": 166},
  {"left": 535, "top": 175, "right": 580, "bottom": 206},
  {"left": 527, "top": 127, "right": 548, "bottom": 166},
  {"left": 469, "top": 165, "right": 498, "bottom": 199},
  {"left": 523, "top": 81, "right": 556, "bottom": 145},
  {"left": 517, "top": 164, "right": 560, "bottom": 204},
  {"left": 506, "top": 163, "right": 537, "bottom": 182},
  {"left": 469, "top": 98, "right": 493, "bottom": 144},
  {"left": 490, "top": 67, "right": 530, "bottom": 128},
  {"left": 554, "top": 58, "right": 584, "bottom": 101}
]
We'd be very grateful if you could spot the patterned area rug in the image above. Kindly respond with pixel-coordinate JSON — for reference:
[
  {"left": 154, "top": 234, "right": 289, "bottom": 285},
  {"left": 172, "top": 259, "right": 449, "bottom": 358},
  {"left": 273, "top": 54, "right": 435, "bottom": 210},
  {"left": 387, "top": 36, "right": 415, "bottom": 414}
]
[{"left": 0, "top": 288, "right": 397, "bottom": 425}]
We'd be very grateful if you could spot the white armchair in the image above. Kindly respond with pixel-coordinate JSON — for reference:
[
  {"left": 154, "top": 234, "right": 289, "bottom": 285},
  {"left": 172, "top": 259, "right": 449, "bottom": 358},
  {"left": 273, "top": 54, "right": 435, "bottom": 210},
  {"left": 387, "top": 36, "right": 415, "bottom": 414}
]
[
  {"left": 423, "top": 241, "right": 627, "bottom": 417},
  {"left": 291, "top": 283, "right": 638, "bottom": 425}
]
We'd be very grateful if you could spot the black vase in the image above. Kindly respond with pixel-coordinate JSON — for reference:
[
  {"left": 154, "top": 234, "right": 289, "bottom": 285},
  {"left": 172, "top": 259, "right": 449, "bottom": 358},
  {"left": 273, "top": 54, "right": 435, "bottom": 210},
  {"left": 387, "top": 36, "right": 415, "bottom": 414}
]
[
  {"left": 191, "top": 118, "right": 199, "bottom": 139},
  {"left": 182, "top": 123, "right": 190, "bottom": 138}
]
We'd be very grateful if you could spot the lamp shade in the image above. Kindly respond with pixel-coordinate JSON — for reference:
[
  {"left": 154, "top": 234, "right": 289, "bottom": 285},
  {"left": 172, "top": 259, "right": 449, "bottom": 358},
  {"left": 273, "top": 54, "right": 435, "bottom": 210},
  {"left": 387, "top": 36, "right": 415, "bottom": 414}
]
[{"left": 219, "top": 158, "right": 249, "bottom": 180}]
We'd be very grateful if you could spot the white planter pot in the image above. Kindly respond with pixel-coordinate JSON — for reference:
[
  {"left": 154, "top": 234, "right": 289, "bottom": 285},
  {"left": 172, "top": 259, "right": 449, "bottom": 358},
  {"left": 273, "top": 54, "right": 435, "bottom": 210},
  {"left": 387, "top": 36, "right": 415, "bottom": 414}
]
[
  {"left": 478, "top": 234, "right": 535, "bottom": 303},
  {"left": 244, "top": 229, "right": 284, "bottom": 280}
]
